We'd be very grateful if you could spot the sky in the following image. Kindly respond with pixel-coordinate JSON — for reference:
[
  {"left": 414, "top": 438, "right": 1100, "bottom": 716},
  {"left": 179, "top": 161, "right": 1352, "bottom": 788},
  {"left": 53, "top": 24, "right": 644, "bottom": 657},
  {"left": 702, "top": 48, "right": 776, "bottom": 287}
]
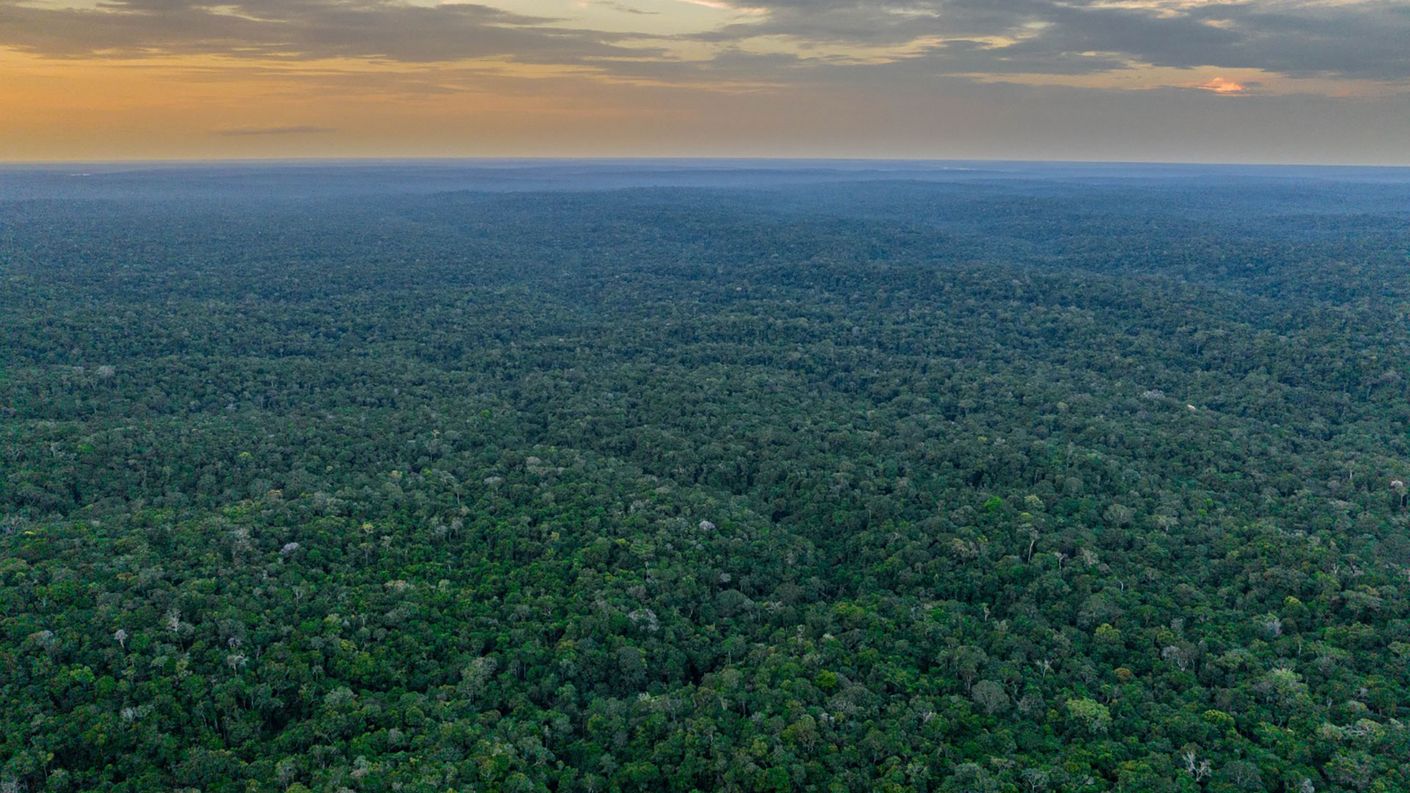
[{"left": 1, "top": 0, "right": 1408, "bottom": 163}]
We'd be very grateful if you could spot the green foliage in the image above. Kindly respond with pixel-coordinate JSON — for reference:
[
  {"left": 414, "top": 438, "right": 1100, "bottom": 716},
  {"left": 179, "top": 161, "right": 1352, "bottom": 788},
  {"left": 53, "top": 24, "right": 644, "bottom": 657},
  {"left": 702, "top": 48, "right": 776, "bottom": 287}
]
[
  {"left": 2, "top": 170, "right": 1410, "bottom": 791},
  {"left": 1065, "top": 698, "right": 1114, "bottom": 735}
]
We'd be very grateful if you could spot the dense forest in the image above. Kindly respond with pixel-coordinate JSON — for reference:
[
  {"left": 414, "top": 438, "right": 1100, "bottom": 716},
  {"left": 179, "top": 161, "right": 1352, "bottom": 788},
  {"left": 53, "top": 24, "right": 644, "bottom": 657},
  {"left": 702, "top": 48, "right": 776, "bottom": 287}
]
[{"left": 2, "top": 163, "right": 1409, "bottom": 792}]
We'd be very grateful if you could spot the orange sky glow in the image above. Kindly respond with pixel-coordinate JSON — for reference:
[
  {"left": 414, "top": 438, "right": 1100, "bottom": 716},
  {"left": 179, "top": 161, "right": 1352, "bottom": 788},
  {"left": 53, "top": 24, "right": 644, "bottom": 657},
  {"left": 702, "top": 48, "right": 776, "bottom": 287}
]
[{"left": 1, "top": 0, "right": 1407, "bottom": 163}]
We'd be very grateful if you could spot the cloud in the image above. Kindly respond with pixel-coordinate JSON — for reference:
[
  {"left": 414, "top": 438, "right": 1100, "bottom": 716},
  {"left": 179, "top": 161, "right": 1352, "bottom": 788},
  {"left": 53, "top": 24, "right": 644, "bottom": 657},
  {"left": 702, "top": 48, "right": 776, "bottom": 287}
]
[
  {"left": 1194, "top": 76, "right": 1245, "bottom": 95},
  {"left": 0, "top": 0, "right": 1407, "bottom": 91},
  {"left": 0, "top": 0, "right": 644, "bottom": 63},
  {"left": 690, "top": 0, "right": 1410, "bottom": 83},
  {"left": 592, "top": 1, "right": 660, "bottom": 15},
  {"left": 215, "top": 125, "right": 336, "bottom": 136}
]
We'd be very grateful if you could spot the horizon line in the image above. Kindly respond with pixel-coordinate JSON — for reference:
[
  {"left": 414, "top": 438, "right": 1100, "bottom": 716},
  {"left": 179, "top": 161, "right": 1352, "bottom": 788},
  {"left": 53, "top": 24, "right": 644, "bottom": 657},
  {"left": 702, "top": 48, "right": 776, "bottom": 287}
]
[{"left": 3, "top": 155, "right": 1409, "bottom": 170}]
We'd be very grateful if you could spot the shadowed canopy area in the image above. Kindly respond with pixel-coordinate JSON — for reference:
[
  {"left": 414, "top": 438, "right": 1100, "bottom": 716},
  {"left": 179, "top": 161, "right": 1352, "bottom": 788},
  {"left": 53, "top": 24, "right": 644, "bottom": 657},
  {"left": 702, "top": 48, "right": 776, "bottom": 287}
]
[{"left": 1, "top": 0, "right": 1407, "bottom": 162}]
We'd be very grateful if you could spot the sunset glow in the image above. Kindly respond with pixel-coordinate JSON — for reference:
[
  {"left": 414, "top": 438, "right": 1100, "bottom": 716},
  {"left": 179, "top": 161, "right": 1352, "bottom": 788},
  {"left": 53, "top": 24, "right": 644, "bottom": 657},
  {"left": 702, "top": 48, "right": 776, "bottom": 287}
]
[
  {"left": 1, "top": 0, "right": 1407, "bottom": 162},
  {"left": 1196, "top": 77, "right": 1247, "bottom": 94}
]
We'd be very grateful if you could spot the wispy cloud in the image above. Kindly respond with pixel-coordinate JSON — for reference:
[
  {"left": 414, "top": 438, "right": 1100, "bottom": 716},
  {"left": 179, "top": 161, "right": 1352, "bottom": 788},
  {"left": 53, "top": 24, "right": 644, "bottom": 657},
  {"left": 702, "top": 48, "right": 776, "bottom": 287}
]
[
  {"left": 592, "top": 1, "right": 660, "bottom": 15},
  {"left": 1, "top": 0, "right": 1408, "bottom": 90},
  {"left": 1194, "top": 76, "right": 1246, "bottom": 94},
  {"left": 0, "top": 0, "right": 641, "bottom": 63}
]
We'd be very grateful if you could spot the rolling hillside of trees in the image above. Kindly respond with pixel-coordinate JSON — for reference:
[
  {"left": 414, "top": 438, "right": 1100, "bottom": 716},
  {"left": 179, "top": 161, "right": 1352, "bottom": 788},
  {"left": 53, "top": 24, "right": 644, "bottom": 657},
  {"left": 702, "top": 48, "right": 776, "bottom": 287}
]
[{"left": 3, "top": 164, "right": 1409, "bottom": 792}]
